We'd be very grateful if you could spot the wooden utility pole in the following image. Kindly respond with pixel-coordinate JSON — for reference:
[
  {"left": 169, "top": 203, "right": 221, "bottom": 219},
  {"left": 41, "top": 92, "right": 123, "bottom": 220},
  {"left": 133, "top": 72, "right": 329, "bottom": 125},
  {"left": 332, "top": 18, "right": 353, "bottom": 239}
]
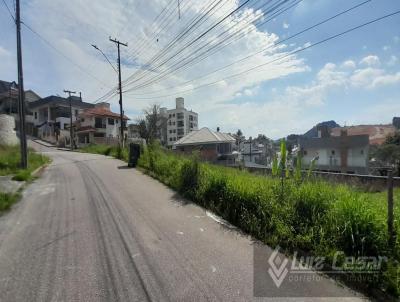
[
  {"left": 63, "top": 90, "right": 76, "bottom": 151},
  {"left": 109, "top": 37, "right": 128, "bottom": 148},
  {"left": 16, "top": 0, "right": 28, "bottom": 169}
]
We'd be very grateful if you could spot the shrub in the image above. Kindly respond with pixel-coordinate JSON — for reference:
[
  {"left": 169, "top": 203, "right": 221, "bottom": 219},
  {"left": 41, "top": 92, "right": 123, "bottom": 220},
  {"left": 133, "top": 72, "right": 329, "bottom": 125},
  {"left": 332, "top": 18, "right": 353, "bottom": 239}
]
[{"left": 137, "top": 145, "right": 400, "bottom": 296}]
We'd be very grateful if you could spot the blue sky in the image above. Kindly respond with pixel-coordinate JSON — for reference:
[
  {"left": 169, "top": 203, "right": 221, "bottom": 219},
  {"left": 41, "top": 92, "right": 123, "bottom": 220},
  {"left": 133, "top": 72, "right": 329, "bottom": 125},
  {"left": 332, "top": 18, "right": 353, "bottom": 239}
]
[{"left": 1, "top": 0, "right": 399, "bottom": 138}]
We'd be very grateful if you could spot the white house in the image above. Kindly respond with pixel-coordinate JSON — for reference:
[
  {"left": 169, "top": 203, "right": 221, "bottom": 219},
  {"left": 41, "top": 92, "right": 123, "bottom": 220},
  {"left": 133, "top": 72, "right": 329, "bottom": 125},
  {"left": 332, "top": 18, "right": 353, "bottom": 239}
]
[
  {"left": 75, "top": 102, "right": 129, "bottom": 146},
  {"left": 298, "top": 127, "right": 369, "bottom": 174}
]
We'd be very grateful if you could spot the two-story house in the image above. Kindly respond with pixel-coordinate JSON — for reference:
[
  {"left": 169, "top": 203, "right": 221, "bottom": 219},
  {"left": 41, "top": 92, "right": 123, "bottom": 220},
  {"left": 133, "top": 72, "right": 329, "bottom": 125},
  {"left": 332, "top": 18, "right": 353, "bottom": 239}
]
[
  {"left": 299, "top": 126, "right": 370, "bottom": 174},
  {"left": 75, "top": 102, "right": 129, "bottom": 146},
  {"left": 28, "top": 95, "right": 94, "bottom": 145},
  {"left": 0, "top": 80, "right": 41, "bottom": 135}
]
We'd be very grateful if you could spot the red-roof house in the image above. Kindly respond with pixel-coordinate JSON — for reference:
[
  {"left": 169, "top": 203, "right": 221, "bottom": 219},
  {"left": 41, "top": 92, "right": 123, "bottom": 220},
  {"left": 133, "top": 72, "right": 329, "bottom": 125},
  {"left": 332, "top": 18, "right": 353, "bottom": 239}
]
[{"left": 75, "top": 102, "right": 130, "bottom": 146}]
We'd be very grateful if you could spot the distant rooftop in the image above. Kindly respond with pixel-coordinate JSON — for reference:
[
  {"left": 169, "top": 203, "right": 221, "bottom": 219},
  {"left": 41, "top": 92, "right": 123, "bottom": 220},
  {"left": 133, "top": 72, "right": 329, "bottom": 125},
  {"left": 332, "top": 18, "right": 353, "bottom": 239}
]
[
  {"left": 174, "top": 127, "right": 235, "bottom": 146},
  {"left": 29, "top": 95, "right": 94, "bottom": 109}
]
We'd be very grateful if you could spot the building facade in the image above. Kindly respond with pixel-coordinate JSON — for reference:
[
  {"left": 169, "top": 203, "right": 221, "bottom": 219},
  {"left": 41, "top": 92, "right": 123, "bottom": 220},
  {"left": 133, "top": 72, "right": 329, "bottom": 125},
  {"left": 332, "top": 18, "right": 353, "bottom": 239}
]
[
  {"left": 28, "top": 95, "right": 94, "bottom": 145},
  {"left": 75, "top": 102, "right": 129, "bottom": 146},
  {"left": 0, "top": 80, "right": 41, "bottom": 134},
  {"left": 299, "top": 127, "right": 369, "bottom": 174},
  {"left": 173, "top": 127, "right": 235, "bottom": 162},
  {"left": 163, "top": 97, "right": 198, "bottom": 146}
]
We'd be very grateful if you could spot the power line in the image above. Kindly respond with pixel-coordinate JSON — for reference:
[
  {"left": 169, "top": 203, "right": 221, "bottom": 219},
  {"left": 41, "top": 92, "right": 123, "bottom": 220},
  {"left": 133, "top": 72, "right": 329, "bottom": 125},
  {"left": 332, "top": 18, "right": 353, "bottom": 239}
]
[
  {"left": 1, "top": 0, "right": 15, "bottom": 21},
  {"left": 123, "top": 0, "right": 231, "bottom": 84},
  {"left": 95, "top": 0, "right": 231, "bottom": 102},
  {"left": 124, "top": 9, "right": 400, "bottom": 100},
  {"left": 127, "top": 0, "right": 298, "bottom": 91},
  {"left": 123, "top": 0, "right": 290, "bottom": 88},
  {"left": 128, "top": 0, "right": 371, "bottom": 95},
  {"left": 21, "top": 22, "right": 113, "bottom": 89}
]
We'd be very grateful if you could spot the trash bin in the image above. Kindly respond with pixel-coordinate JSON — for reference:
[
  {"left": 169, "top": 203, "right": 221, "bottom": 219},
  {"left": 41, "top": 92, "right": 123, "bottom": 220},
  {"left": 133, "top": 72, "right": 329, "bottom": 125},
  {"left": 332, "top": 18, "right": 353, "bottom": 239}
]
[{"left": 128, "top": 143, "right": 141, "bottom": 167}]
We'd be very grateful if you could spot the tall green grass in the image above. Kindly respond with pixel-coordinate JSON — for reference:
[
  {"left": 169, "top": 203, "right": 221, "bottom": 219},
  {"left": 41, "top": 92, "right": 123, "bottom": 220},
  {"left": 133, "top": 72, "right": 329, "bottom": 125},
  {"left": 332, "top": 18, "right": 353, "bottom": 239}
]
[
  {"left": 138, "top": 143, "right": 400, "bottom": 297},
  {"left": 0, "top": 144, "right": 50, "bottom": 181},
  {"left": 0, "top": 192, "right": 20, "bottom": 212}
]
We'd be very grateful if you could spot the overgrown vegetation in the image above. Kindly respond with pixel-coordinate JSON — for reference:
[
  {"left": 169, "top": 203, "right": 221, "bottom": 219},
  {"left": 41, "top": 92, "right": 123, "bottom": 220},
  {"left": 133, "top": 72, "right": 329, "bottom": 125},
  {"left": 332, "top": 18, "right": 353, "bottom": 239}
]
[
  {"left": 79, "top": 144, "right": 129, "bottom": 161},
  {"left": 137, "top": 142, "right": 400, "bottom": 297},
  {"left": 0, "top": 192, "right": 20, "bottom": 212},
  {"left": 0, "top": 145, "right": 50, "bottom": 181}
]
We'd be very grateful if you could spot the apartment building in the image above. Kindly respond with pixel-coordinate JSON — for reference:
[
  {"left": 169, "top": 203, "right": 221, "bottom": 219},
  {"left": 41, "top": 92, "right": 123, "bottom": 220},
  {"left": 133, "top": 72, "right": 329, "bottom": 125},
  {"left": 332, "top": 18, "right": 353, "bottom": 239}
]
[{"left": 164, "top": 97, "right": 198, "bottom": 146}]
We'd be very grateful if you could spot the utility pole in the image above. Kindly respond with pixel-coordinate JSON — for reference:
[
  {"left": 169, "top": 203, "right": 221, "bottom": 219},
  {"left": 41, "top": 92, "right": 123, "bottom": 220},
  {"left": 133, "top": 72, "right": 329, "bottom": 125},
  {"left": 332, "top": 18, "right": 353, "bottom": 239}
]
[
  {"left": 109, "top": 37, "right": 128, "bottom": 147},
  {"left": 16, "top": 0, "right": 28, "bottom": 169},
  {"left": 63, "top": 90, "right": 76, "bottom": 151}
]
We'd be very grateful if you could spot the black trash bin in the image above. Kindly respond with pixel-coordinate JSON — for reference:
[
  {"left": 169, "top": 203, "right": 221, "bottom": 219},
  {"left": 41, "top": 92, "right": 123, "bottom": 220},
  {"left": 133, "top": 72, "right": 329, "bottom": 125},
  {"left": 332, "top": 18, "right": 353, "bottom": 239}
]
[{"left": 128, "top": 143, "right": 141, "bottom": 167}]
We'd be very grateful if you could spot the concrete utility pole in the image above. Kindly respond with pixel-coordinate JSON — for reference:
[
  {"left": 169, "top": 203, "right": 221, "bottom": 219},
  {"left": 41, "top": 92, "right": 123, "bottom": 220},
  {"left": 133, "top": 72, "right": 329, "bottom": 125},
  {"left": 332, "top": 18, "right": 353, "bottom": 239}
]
[
  {"left": 63, "top": 90, "right": 76, "bottom": 151},
  {"left": 16, "top": 0, "right": 28, "bottom": 169},
  {"left": 109, "top": 37, "right": 128, "bottom": 147}
]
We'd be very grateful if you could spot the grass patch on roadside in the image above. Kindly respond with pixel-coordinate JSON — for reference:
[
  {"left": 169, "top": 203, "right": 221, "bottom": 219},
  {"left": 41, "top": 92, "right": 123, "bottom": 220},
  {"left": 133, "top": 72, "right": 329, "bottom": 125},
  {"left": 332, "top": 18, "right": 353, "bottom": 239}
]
[
  {"left": 0, "top": 144, "right": 50, "bottom": 181},
  {"left": 0, "top": 191, "right": 21, "bottom": 212},
  {"left": 136, "top": 143, "right": 400, "bottom": 298}
]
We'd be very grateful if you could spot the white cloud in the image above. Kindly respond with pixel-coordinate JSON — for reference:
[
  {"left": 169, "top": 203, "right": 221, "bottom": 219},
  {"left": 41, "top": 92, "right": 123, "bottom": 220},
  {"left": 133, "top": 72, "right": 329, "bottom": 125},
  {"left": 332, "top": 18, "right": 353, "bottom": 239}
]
[
  {"left": 359, "top": 55, "right": 380, "bottom": 67},
  {"left": 383, "top": 45, "right": 390, "bottom": 51},
  {"left": 341, "top": 60, "right": 356, "bottom": 69},
  {"left": 22, "top": 0, "right": 307, "bottom": 120},
  {"left": 283, "top": 22, "right": 289, "bottom": 29},
  {"left": 371, "top": 72, "right": 400, "bottom": 88}
]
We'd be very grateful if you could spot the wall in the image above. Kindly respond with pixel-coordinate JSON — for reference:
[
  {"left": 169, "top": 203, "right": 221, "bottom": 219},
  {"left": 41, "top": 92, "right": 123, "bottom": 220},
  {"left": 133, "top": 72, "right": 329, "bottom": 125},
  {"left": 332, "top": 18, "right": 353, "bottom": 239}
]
[{"left": 0, "top": 114, "right": 19, "bottom": 145}]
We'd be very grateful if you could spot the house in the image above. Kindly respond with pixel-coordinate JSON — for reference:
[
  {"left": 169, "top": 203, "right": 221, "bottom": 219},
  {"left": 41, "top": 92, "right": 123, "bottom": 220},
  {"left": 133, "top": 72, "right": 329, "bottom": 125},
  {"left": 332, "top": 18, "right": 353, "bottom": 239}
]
[
  {"left": 241, "top": 140, "right": 264, "bottom": 164},
  {"left": 28, "top": 95, "right": 94, "bottom": 145},
  {"left": 298, "top": 126, "right": 369, "bottom": 174},
  {"left": 162, "top": 97, "right": 198, "bottom": 146},
  {"left": 75, "top": 102, "right": 129, "bottom": 146},
  {"left": 0, "top": 80, "right": 41, "bottom": 134},
  {"left": 173, "top": 127, "right": 235, "bottom": 162}
]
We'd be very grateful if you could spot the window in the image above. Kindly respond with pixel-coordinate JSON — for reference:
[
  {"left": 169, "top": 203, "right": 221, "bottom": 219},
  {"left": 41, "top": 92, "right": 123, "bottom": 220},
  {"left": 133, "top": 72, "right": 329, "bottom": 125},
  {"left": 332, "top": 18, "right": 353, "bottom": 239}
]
[
  {"left": 303, "top": 150, "right": 308, "bottom": 155},
  {"left": 93, "top": 132, "right": 105, "bottom": 137},
  {"left": 331, "top": 150, "right": 335, "bottom": 155},
  {"left": 95, "top": 117, "right": 106, "bottom": 128},
  {"left": 108, "top": 118, "right": 115, "bottom": 125},
  {"left": 34, "top": 112, "right": 37, "bottom": 119},
  {"left": 75, "top": 110, "right": 78, "bottom": 117},
  {"left": 190, "top": 123, "right": 193, "bottom": 128},
  {"left": 177, "top": 128, "right": 184, "bottom": 135},
  {"left": 360, "top": 149, "right": 364, "bottom": 155},
  {"left": 177, "top": 120, "right": 184, "bottom": 127},
  {"left": 177, "top": 112, "right": 184, "bottom": 119}
]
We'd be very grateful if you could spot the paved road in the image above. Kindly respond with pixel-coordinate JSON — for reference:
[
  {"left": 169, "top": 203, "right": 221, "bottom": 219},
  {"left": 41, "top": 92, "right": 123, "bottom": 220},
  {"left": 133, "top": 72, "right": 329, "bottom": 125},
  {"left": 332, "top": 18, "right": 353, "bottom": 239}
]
[{"left": 0, "top": 142, "right": 365, "bottom": 301}]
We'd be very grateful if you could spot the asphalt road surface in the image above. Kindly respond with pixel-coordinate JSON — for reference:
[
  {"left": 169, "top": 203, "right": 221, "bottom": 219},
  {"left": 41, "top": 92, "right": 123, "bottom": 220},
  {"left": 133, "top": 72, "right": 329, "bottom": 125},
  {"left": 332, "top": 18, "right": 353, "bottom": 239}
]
[{"left": 0, "top": 141, "right": 366, "bottom": 301}]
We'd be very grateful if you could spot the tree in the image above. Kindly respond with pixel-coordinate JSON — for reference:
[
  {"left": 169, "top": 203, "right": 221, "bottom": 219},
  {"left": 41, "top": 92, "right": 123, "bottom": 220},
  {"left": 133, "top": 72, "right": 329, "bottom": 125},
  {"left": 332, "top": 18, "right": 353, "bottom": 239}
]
[
  {"left": 373, "top": 131, "right": 400, "bottom": 176},
  {"left": 137, "top": 104, "right": 167, "bottom": 144}
]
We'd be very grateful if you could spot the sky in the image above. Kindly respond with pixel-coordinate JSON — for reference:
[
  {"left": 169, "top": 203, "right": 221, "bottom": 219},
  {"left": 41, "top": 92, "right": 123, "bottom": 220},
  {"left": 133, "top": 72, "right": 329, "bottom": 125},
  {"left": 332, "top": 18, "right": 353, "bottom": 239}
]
[{"left": 0, "top": 0, "right": 399, "bottom": 139}]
